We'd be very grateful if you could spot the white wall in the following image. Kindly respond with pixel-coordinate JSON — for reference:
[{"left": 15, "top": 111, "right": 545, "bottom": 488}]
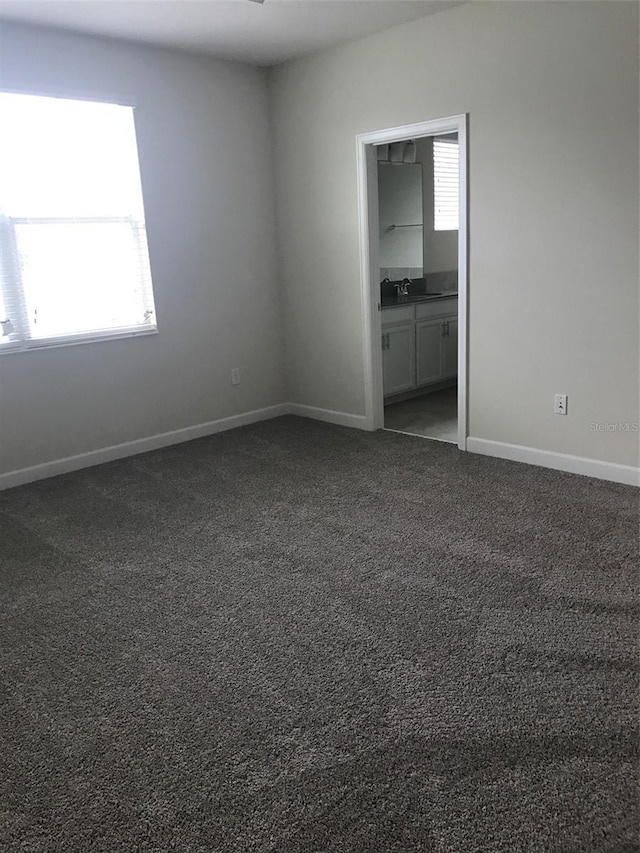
[
  {"left": 269, "top": 1, "right": 639, "bottom": 467},
  {"left": 0, "top": 22, "right": 285, "bottom": 475}
]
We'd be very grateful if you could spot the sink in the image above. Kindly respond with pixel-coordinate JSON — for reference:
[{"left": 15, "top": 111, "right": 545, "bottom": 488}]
[
  {"left": 396, "top": 293, "right": 442, "bottom": 303},
  {"left": 381, "top": 292, "right": 457, "bottom": 308}
]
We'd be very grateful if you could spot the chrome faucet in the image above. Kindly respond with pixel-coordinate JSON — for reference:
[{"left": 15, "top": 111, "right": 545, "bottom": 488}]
[{"left": 395, "top": 277, "right": 412, "bottom": 299}]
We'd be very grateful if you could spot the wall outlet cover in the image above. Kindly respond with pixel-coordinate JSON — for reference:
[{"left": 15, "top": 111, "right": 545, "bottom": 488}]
[{"left": 554, "top": 393, "right": 568, "bottom": 415}]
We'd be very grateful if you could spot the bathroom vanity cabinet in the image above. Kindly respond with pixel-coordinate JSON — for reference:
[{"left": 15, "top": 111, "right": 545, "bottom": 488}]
[
  {"left": 382, "top": 322, "right": 415, "bottom": 396},
  {"left": 382, "top": 296, "right": 457, "bottom": 399}
]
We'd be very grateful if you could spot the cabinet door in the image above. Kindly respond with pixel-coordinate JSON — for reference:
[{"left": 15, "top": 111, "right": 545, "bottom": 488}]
[
  {"left": 441, "top": 315, "right": 458, "bottom": 379},
  {"left": 416, "top": 319, "right": 443, "bottom": 387},
  {"left": 382, "top": 323, "right": 415, "bottom": 396}
]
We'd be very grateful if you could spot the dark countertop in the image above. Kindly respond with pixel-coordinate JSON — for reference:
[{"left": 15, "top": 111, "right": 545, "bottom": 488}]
[{"left": 381, "top": 292, "right": 458, "bottom": 309}]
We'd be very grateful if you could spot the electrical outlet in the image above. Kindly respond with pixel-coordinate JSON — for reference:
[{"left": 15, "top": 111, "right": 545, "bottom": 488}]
[
  {"left": 554, "top": 393, "right": 567, "bottom": 415},
  {"left": 231, "top": 368, "right": 240, "bottom": 386}
]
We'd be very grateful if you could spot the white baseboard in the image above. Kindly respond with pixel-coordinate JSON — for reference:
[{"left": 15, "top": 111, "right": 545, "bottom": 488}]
[
  {"left": 0, "top": 404, "right": 289, "bottom": 491},
  {"left": 0, "top": 402, "right": 370, "bottom": 491},
  {"left": 466, "top": 437, "right": 639, "bottom": 487},
  {"left": 286, "top": 403, "right": 369, "bottom": 430},
  {"left": 3, "top": 408, "right": 636, "bottom": 491}
]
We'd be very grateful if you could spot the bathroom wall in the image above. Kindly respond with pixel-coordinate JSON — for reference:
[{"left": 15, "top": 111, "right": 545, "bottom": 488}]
[{"left": 378, "top": 140, "right": 458, "bottom": 286}]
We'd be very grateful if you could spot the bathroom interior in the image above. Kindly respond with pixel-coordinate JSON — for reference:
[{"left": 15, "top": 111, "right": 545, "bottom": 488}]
[{"left": 378, "top": 133, "right": 459, "bottom": 443}]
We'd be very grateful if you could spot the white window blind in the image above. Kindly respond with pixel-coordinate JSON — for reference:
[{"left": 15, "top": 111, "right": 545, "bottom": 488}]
[
  {"left": 433, "top": 137, "right": 459, "bottom": 231},
  {"left": 0, "top": 92, "right": 157, "bottom": 351}
]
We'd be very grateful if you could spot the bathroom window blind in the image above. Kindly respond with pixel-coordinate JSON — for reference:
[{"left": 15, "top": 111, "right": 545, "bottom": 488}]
[
  {"left": 433, "top": 137, "right": 459, "bottom": 231},
  {"left": 0, "top": 92, "right": 157, "bottom": 352}
]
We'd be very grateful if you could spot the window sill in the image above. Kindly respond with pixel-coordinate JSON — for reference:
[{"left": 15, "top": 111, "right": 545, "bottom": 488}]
[{"left": 0, "top": 326, "right": 158, "bottom": 355}]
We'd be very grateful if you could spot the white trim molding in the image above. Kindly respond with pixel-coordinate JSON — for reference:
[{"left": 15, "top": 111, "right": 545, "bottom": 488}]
[
  {"left": 286, "top": 403, "right": 368, "bottom": 430},
  {"left": 467, "top": 437, "right": 640, "bottom": 487},
  {"left": 0, "top": 404, "right": 289, "bottom": 491},
  {"left": 356, "top": 114, "right": 469, "bottom": 449},
  {"left": 0, "top": 403, "right": 371, "bottom": 491},
  {"left": 2, "top": 406, "right": 637, "bottom": 491}
]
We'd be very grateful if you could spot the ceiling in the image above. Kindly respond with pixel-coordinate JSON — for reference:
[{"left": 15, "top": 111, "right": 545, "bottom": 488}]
[{"left": 0, "top": 0, "right": 462, "bottom": 67}]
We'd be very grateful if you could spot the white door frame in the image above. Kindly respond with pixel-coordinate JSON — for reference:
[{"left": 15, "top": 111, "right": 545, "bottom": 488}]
[{"left": 356, "top": 114, "right": 469, "bottom": 449}]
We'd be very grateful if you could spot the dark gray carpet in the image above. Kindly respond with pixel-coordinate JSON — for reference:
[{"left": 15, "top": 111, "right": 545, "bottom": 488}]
[{"left": 1, "top": 415, "right": 638, "bottom": 852}]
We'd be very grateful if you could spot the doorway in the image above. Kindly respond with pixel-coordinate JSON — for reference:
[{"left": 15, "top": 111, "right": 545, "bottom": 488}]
[{"left": 356, "top": 115, "right": 468, "bottom": 448}]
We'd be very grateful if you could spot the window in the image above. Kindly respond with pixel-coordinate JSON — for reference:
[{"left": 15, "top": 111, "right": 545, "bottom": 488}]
[
  {"left": 433, "top": 136, "right": 459, "bottom": 231},
  {"left": 0, "top": 92, "right": 157, "bottom": 351}
]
